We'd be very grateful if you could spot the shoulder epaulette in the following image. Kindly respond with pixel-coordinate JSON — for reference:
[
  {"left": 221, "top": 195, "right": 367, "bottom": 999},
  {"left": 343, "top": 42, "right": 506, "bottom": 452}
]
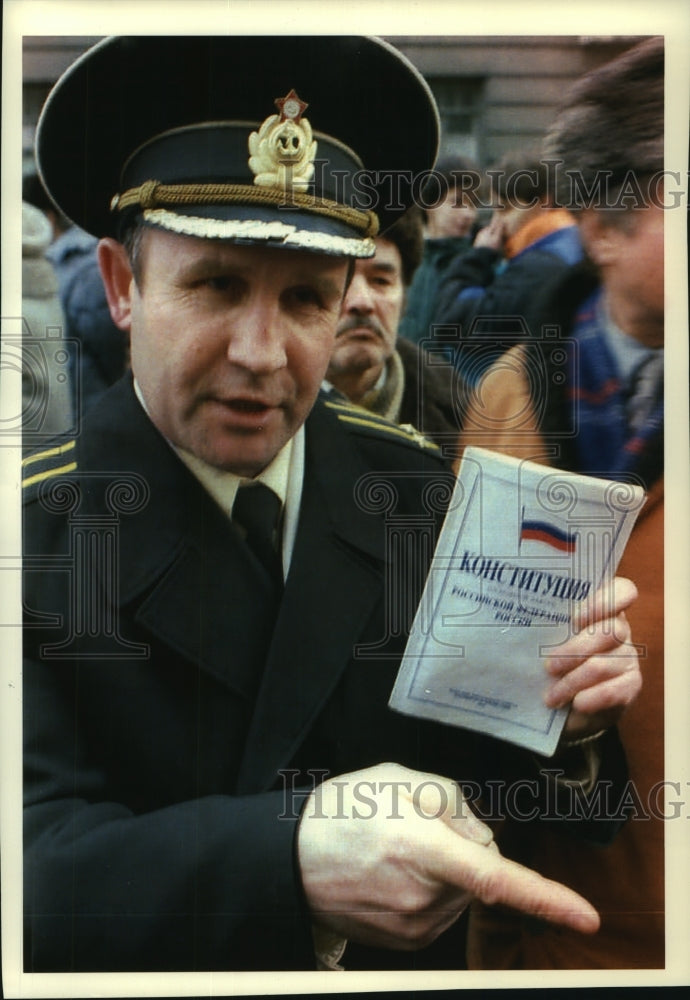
[
  {"left": 22, "top": 440, "right": 78, "bottom": 493},
  {"left": 325, "top": 399, "right": 441, "bottom": 453}
]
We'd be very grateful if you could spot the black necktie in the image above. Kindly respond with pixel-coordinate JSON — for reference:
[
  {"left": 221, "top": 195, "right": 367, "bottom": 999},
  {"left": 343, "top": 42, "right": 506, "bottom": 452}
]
[{"left": 232, "top": 482, "right": 284, "bottom": 591}]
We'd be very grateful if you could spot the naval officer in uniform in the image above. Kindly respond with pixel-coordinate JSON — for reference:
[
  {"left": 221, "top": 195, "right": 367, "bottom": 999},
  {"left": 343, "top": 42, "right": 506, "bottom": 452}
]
[{"left": 23, "top": 35, "right": 641, "bottom": 972}]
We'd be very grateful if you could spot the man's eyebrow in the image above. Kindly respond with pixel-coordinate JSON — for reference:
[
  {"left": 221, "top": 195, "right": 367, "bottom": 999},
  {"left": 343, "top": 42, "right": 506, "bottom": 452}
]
[
  {"left": 310, "top": 274, "right": 347, "bottom": 299},
  {"left": 176, "top": 256, "right": 249, "bottom": 281},
  {"left": 287, "top": 267, "right": 348, "bottom": 301}
]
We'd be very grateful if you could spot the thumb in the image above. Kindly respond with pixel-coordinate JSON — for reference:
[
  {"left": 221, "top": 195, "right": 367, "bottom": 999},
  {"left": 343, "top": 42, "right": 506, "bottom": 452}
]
[{"left": 414, "top": 776, "right": 494, "bottom": 846}]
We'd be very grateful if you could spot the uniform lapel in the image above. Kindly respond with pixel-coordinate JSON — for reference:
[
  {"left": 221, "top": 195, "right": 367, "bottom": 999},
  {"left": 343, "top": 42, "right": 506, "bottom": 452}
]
[
  {"left": 133, "top": 517, "right": 281, "bottom": 703},
  {"left": 81, "top": 379, "right": 282, "bottom": 703},
  {"left": 235, "top": 402, "right": 388, "bottom": 793}
]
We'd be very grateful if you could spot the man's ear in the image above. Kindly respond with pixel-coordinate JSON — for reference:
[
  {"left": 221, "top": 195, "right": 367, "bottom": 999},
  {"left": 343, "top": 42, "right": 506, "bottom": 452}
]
[
  {"left": 97, "top": 238, "right": 136, "bottom": 331},
  {"left": 577, "top": 209, "right": 623, "bottom": 268}
]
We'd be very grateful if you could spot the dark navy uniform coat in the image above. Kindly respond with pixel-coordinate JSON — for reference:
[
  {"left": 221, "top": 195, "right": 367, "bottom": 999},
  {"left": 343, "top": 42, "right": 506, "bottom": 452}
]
[{"left": 22, "top": 377, "right": 626, "bottom": 972}]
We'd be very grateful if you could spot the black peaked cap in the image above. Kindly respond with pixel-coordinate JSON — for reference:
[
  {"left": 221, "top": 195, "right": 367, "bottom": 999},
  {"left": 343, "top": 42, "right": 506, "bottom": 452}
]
[{"left": 36, "top": 35, "right": 440, "bottom": 250}]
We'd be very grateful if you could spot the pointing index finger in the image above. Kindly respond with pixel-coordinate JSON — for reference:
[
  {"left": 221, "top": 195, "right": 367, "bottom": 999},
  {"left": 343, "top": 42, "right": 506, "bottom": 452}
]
[{"left": 435, "top": 829, "right": 600, "bottom": 934}]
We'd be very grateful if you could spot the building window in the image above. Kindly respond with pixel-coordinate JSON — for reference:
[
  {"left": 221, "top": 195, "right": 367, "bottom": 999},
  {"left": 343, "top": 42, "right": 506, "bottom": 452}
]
[{"left": 426, "top": 77, "right": 485, "bottom": 162}]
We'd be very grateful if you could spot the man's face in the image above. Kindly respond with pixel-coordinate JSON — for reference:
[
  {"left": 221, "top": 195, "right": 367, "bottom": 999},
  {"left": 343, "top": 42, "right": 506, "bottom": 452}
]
[
  {"left": 584, "top": 203, "right": 664, "bottom": 348},
  {"left": 123, "top": 229, "right": 348, "bottom": 476},
  {"left": 492, "top": 198, "right": 541, "bottom": 242},
  {"left": 326, "top": 238, "right": 404, "bottom": 389},
  {"left": 426, "top": 192, "right": 478, "bottom": 239}
]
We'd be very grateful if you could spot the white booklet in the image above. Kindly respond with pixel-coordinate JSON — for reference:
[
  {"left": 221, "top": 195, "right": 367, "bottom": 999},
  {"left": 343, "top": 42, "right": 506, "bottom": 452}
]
[{"left": 389, "top": 447, "right": 646, "bottom": 756}]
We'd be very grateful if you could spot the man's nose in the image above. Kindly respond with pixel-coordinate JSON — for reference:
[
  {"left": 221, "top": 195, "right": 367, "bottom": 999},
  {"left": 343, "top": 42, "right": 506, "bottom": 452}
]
[
  {"left": 225, "top": 300, "right": 287, "bottom": 373},
  {"left": 343, "top": 272, "right": 374, "bottom": 315}
]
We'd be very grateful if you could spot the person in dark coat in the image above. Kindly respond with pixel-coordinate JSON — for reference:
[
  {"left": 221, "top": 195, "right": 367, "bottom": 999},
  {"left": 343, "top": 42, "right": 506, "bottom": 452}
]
[
  {"left": 22, "top": 34, "right": 642, "bottom": 975},
  {"left": 433, "top": 150, "right": 583, "bottom": 386},
  {"left": 398, "top": 156, "right": 480, "bottom": 345}
]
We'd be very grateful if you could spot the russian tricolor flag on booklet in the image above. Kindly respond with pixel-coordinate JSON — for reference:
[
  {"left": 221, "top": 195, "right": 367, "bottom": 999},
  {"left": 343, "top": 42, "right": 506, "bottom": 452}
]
[{"left": 520, "top": 515, "right": 577, "bottom": 553}]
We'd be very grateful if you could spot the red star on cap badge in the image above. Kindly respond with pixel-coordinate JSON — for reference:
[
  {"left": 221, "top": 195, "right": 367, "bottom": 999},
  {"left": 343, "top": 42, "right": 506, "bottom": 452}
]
[{"left": 275, "top": 89, "right": 309, "bottom": 122}]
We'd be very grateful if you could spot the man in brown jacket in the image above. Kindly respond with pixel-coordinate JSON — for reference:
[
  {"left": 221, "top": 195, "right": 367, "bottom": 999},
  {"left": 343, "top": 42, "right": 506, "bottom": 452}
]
[{"left": 324, "top": 208, "right": 463, "bottom": 441}]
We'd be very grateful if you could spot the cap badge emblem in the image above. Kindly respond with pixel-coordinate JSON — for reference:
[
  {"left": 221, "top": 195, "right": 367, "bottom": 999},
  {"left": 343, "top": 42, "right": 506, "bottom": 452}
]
[{"left": 249, "top": 90, "right": 317, "bottom": 192}]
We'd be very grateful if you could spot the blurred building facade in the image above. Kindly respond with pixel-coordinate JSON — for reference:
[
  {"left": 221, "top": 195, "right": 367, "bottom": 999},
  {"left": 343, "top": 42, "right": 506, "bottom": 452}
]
[
  {"left": 23, "top": 35, "right": 650, "bottom": 175},
  {"left": 387, "top": 35, "right": 651, "bottom": 165}
]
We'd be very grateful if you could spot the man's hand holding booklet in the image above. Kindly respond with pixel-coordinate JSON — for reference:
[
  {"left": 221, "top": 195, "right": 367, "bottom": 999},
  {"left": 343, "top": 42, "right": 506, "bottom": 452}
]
[{"left": 389, "top": 447, "right": 646, "bottom": 755}]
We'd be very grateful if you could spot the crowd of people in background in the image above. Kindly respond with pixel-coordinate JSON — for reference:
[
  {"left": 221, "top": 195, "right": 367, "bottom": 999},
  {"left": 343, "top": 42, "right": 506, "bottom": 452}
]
[{"left": 20, "top": 33, "right": 666, "bottom": 975}]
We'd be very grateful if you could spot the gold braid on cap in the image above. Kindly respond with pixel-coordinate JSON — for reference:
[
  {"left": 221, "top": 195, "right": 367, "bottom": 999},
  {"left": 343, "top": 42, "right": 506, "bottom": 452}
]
[{"left": 110, "top": 181, "right": 379, "bottom": 238}]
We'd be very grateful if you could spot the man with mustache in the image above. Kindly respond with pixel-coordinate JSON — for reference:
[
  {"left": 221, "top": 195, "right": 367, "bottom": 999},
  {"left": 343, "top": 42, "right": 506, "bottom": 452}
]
[{"left": 325, "top": 208, "right": 462, "bottom": 438}]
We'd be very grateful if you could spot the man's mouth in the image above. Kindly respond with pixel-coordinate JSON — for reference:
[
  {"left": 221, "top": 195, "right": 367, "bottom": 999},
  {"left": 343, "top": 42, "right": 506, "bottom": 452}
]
[
  {"left": 208, "top": 396, "right": 279, "bottom": 426},
  {"left": 225, "top": 398, "right": 271, "bottom": 413},
  {"left": 337, "top": 322, "right": 381, "bottom": 341}
]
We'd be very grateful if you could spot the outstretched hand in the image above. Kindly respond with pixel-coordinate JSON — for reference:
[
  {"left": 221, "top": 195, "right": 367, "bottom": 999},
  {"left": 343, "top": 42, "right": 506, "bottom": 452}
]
[{"left": 298, "top": 763, "right": 599, "bottom": 952}]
